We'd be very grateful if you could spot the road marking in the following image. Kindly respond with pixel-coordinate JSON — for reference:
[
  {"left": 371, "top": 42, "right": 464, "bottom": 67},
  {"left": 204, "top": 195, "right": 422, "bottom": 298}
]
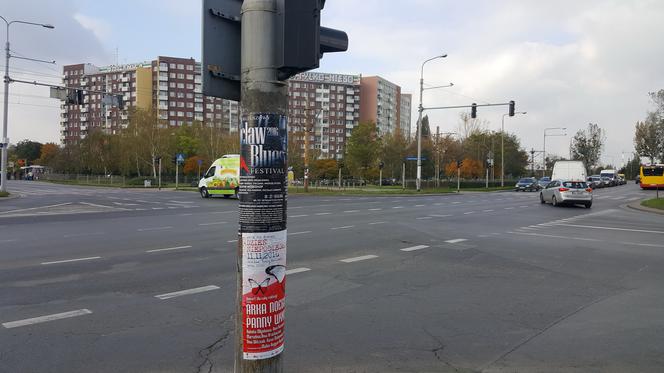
[
  {"left": 369, "top": 221, "right": 386, "bottom": 225},
  {"left": 63, "top": 232, "right": 105, "bottom": 238},
  {"left": 169, "top": 200, "right": 194, "bottom": 204},
  {"left": 400, "top": 245, "right": 429, "bottom": 252},
  {"left": 2, "top": 309, "right": 93, "bottom": 329},
  {"left": 227, "top": 239, "right": 238, "bottom": 243},
  {"left": 504, "top": 207, "right": 515, "bottom": 210},
  {"left": 343, "top": 210, "right": 360, "bottom": 213},
  {"left": 290, "top": 214, "right": 309, "bottom": 218},
  {"left": 180, "top": 213, "right": 193, "bottom": 216},
  {"left": 445, "top": 239, "right": 467, "bottom": 244},
  {"left": 510, "top": 231, "right": 601, "bottom": 242},
  {"left": 155, "top": 285, "right": 220, "bottom": 300},
  {"left": 626, "top": 197, "right": 640, "bottom": 201},
  {"left": 198, "top": 221, "right": 226, "bottom": 226},
  {"left": 331, "top": 225, "right": 354, "bottom": 230},
  {"left": 286, "top": 267, "right": 311, "bottom": 275},
  {"left": 416, "top": 216, "right": 432, "bottom": 220},
  {"left": 41, "top": 256, "right": 101, "bottom": 265},
  {"left": 554, "top": 224, "right": 664, "bottom": 234},
  {"left": 429, "top": 214, "right": 452, "bottom": 218},
  {"left": 0, "top": 238, "right": 18, "bottom": 243},
  {"left": 483, "top": 209, "right": 494, "bottom": 212},
  {"left": 211, "top": 211, "right": 232, "bottom": 214},
  {"left": 289, "top": 231, "right": 312, "bottom": 236},
  {"left": 0, "top": 202, "right": 72, "bottom": 214},
  {"left": 152, "top": 207, "right": 164, "bottom": 210},
  {"left": 392, "top": 206, "right": 404, "bottom": 209},
  {"left": 463, "top": 211, "right": 475, "bottom": 215},
  {"left": 137, "top": 226, "right": 173, "bottom": 232},
  {"left": 134, "top": 208, "right": 147, "bottom": 211},
  {"left": 369, "top": 208, "right": 382, "bottom": 211},
  {"left": 146, "top": 245, "right": 193, "bottom": 253},
  {"left": 452, "top": 202, "right": 461, "bottom": 204},
  {"left": 434, "top": 203, "right": 443, "bottom": 206},
  {"left": 415, "top": 204, "right": 425, "bottom": 207},
  {"left": 81, "top": 202, "right": 122, "bottom": 209},
  {"left": 340, "top": 255, "right": 378, "bottom": 263},
  {"left": 315, "top": 212, "right": 332, "bottom": 216},
  {"left": 620, "top": 242, "right": 664, "bottom": 248},
  {"left": 519, "top": 206, "right": 529, "bottom": 208}
]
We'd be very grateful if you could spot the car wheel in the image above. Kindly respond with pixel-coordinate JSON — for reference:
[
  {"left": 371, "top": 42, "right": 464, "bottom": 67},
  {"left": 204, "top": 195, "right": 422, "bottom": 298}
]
[
  {"left": 540, "top": 193, "right": 545, "bottom": 204},
  {"left": 552, "top": 195, "right": 558, "bottom": 206},
  {"left": 200, "top": 187, "right": 210, "bottom": 198},
  {"left": 223, "top": 194, "right": 231, "bottom": 199},
  {"left": 585, "top": 202, "right": 592, "bottom": 209}
]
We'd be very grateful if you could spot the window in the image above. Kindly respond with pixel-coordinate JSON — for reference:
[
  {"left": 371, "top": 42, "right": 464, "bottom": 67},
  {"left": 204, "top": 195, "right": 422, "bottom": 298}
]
[
  {"left": 177, "top": 73, "right": 185, "bottom": 79},
  {"left": 169, "top": 82, "right": 176, "bottom": 88},
  {"left": 186, "top": 74, "right": 194, "bottom": 80},
  {"left": 177, "top": 102, "right": 185, "bottom": 108},
  {"left": 170, "top": 101, "right": 176, "bottom": 107},
  {"left": 186, "top": 65, "right": 194, "bottom": 71},
  {"left": 177, "top": 83, "right": 184, "bottom": 89},
  {"left": 177, "top": 64, "right": 184, "bottom": 69},
  {"left": 177, "top": 111, "right": 184, "bottom": 117},
  {"left": 186, "top": 83, "right": 193, "bottom": 89},
  {"left": 169, "top": 63, "right": 176, "bottom": 69},
  {"left": 169, "top": 73, "right": 176, "bottom": 79}
]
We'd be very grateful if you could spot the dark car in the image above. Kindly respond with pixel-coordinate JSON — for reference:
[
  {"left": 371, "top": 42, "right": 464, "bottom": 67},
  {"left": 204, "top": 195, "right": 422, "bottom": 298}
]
[
  {"left": 587, "top": 175, "right": 603, "bottom": 189},
  {"left": 537, "top": 177, "right": 551, "bottom": 189},
  {"left": 515, "top": 177, "right": 539, "bottom": 192}
]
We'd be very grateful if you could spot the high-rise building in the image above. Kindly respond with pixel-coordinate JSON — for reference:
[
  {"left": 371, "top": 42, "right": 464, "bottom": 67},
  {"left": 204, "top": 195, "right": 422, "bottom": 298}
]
[
  {"left": 60, "top": 56, "right": 239, "bottom": 145},
  {"left": 400, "top": 93, "right": 412, "bottom": 139},
  {"left": 287, "top": 72, "right": 361, "bottom": 160},
  {"left": 359, "top": 76, "right": 403, "bottom": 136}
]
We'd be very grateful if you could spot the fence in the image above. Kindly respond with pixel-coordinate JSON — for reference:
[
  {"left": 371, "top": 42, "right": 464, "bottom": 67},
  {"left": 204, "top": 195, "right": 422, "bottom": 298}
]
[{"left": 42, "top": 173, "right": 201, "bottom": 188}]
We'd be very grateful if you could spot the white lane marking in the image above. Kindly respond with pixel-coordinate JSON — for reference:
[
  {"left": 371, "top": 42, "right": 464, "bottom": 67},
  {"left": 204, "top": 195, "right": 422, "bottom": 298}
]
[
  {"left": 81, "top": 202, "right": 123, "bottom": 209},
  {"left": 146, "top": 245, "right": 192, "bottom": 253},
  {"left": 137, "top": 226, "right": 173, "bottom": 232},
  {"left": 331, "top": 225, "right": 354, "bottom": 230},
  {"left": 180, "top": 213, "right": 193, "bottom": 216},
  {"left": 445, "top": 239, "right": 467, "bottom": 244},
  {"left": 415, "top": 204, "right": 425, "bottom": 207},
  {"left": 152, "top": 207, "right": 164, "bottom": 210},
  {"left": 2, "top": 309, "right": 93, "bottom": 329},
  {"left": 290, "top": 214, "right": 309, "bottom": 218},
  {"left": 63, "top": 232, "right": 105, "bottom": 238},
  {"left": 169, "top": 200, "right": 194, "bottom": 204},
  {"left": 211, "top": 211, "right": 232, "bottom": 214},
  {"left": 416, "top": 217, "right": 432, "bottom": 220},
  {"left": 198, "top": 221, "right": 227, "bottom": 226},
  {"left": 289, "top": 206, "right": 304, "bottom": 209},
  {"left": 620, "top": 242, "right": 664, "bottom": 248},
  {"left": 155, "top": 285, "right": 220, "bottom": 300},
  {"left": 340, "top": 255, "right": 378, "bottom": 263},
  {"left": 41, "top": 256, "right": 101, "bottom": 265},
  {"left": 463, "top": 211, "right": 475, "bottom": 215},
  {"left": 612, "top": 196, "right": 625, "bottom": 200},
  {"left": 343, "top": 210, "right": 360, "bottom": 213},
  {"left": 434, "top": 203, "right": 443, "bottom": 206},
  {"left": 510, "top": 231, "right": 601, "bottom": 242},
  {"left": 369, "top": 208, "right": 382, "bottom": 211},
  {"left": 554, "top": 224, "right": 664, "bottom": 234},
  {"left": 227, "top": 239, "right": 238, "bottom": 243},
  {"left": 400, "top": 245, "right": 429, "bottom": 252},
  {"left": 505, "top": 207, "right": 515, "bottom": 210},
  {"left": 0, "top": 238, "right": 18, "bottom": 243},
  {"left": 285, "top": 267, "right": 311, "bottom": 275},
  {"left": 519, "top": 206, "right": 529, "bottom": 208},
  {"left": 429, "top": 214, "right": 452, "bottom": 218},
  {"left": 483, "top": 209, "right": 495, "bottom": 212},
  {"left": 0, "top": 202, "right": 72, "bottom": 214},
  {"left": 369, "top": 221, "right": 386, "bottom": 225},
  {"left": 112, "top": 202, "right": 138, "bottom": 206},
  {"left": 289, "top": 231, "right": 312, "bottom": 236},
  {"left": 452, "top": 202, "right": 461, "bottom": 204},
  {"left": 315, "top": 212, "right": 332, "bottom": 216},
  {"left": 135, "top": 208, "right": 147, "bottom": 211}
]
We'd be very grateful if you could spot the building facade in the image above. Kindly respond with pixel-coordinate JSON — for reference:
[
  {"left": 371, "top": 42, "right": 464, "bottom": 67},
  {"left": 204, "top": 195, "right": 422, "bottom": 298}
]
[
  {"left": 399, "top": 93, "right": 412, "bottom": 139},
  {"left": 359, "top": 76, "right": 403, "bottom": 136},
  {"left": 287, "top": 72, "right": 361, "bottom": 160},
  {"left": 60, "top": 56, "right": 238, "bottom": 145}
]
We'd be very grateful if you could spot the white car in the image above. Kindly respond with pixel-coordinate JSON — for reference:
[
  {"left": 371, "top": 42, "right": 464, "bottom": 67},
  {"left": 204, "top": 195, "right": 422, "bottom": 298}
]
[{"left": 540, "top": 179, "right": 593, "bottom": 208}]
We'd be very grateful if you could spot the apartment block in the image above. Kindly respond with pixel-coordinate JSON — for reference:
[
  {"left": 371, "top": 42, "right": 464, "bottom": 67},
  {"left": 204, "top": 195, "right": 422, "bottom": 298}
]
[
  {"left": 359, "top": 76, "right": 403, "bottom": 136},
  {"left": 400, "top": 93, "right": 412, "bottom": 139}
]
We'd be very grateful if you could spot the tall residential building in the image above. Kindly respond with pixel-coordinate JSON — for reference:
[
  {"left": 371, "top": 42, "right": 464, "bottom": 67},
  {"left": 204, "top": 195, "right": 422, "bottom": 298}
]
[
  {"left": 400, "top": 93, "right": 412, "bottom": 139},
  {"left": 60, "top": 56, "right": 239, "bottom": 145},
  {"left": 359, "top": 76, "right": 403, "bottom": 136},
  {"left": 287, "top": 72, "right": 361, "bottom": 160}
]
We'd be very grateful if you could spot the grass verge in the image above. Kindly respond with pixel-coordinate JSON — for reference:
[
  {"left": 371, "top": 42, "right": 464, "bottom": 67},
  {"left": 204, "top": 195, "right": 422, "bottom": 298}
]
[
  {"left": 641, "top": 198, "right": 664, "bottom": 210},
  {"left": 0, "top": 191, "right": 9, "bottom": 197}
]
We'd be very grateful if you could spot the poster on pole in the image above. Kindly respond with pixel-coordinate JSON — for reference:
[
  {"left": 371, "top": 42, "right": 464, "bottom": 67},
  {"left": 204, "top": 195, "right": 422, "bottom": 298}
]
[{"left": 239, "top": 113, "right": 288, "bottom": 360}]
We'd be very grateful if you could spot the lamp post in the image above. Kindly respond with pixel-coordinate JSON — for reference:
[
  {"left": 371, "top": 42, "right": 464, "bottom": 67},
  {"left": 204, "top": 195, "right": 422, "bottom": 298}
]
[
  {"left": 416, "top": 53, "right": 447, "bottom": 192},
  {"left": 434, "top": 127, "right": 456, "bottom": 188},
  {"left": 543, "top": 127, "right": 567, "bottom": 176},
  {"left": 500, "top": 111, "right": 526, "bottom": 186},
  {"left": 1, "top": 16, "right": 54, "bottom": 192}
]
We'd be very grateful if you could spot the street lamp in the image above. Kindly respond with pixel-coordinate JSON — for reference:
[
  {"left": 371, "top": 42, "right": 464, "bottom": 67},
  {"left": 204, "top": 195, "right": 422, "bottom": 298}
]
[
  {"left": 416, "top": 53, "right": 447, "bottom": 192},
  {"left": 500, "top": 111, "right": 527, "bottom": 186},
  {"left": 1, "top": 16, "right": 55, "bottom": 193},
  {"left": 543, "top": 127, "right": 567, "bottom": 176}
]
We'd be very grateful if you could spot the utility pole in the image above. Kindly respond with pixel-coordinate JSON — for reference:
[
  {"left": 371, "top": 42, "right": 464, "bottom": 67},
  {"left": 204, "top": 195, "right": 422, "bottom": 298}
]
[
  {"left": 158, "top": 157, "right": 162, "bottom": 190},
  {"left": 175, "top": 156, "right": 179, "bottom": 190}
]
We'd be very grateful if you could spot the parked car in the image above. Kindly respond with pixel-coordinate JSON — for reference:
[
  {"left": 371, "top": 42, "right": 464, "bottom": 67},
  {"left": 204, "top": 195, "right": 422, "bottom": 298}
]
[
  {"left": 515, "top": 177, "right": 540, "bottom": 192},
  {"left": 540, "top": 179, "right": 593, "bottom": 208},
  {"left": 587, "top": 175, "right": 603, "bottom": 189},
  {"left": 537, "top": 177, "right": 551, "bottom": 189},
  {"left": 601, "top": 176, "right": 614, "bottom": 187}
]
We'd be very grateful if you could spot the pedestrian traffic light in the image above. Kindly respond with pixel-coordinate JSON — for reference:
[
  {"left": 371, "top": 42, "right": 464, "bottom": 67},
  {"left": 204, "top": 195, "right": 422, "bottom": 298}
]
[
  {"left": 379, "top": 161, "right": 384, "bottom": 170},
  {"left": 471, "top": 103, "right": 477, "bottom": 119},
  {"left": 457, "top": 160, "right": 463, "bottom": 168},
  {"left": 509, "top": 100, "right": 515, "bottom": 117}
]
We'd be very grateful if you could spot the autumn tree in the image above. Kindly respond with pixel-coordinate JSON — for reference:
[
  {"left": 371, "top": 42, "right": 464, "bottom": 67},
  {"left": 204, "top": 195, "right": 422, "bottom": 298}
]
[
  {"left": 345, "top": 121, "right": 380, "bottom": 180},
  {"left": 571, "top": 123, "right": 605, "bottom": 174},
  {"left": 36, "top": 143, "right": 60, "bottom": 167}
]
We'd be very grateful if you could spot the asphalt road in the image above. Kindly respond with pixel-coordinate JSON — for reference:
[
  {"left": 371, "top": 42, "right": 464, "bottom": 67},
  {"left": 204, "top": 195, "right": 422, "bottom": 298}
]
[{"left": 1, "top": 180, "right": 663, "bottom": 372}]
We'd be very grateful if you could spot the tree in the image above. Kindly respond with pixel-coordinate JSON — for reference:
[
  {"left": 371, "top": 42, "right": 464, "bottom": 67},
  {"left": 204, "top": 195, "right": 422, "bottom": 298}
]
[
  {"left": 14, "top": 140, "right": 43, "bottom": 163},
  {"left": 36, "top": 143, "right": 60, "bottom": 167},
  {"left": 183, "top": 156, "right": 205, "bottom": 177},
  {"left": 570, "top": 123, "right": 605, "bottom": 174},
  {"left": 310, "top": 159, "right": 338, "bottom": 180},
  {"left": 345, "top": 122, "right": 380, "bottom": 180},
  {"left": 380, "top": 131, "right": 410, "bottom": 179},
  {"left": 456, "top": 112, "right": 488, "bottom": 141},
  {"left": 634, "top": 116, "right": 660, "bottom": 164}
]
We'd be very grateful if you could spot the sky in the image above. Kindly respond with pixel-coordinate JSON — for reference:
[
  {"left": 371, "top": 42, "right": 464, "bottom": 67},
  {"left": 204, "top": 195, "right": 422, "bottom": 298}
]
[{"left": 2, "top": 0, "right": 664, "bottom": 167}]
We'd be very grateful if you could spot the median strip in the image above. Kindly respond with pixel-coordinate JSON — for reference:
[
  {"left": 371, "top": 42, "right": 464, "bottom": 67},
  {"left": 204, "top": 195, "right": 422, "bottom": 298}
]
[
  {"left": 41, "top": 256, "right": 101, "bottom": 265},
  {"left": 155, "top": 285, "right": 220, "bottom": 300},
  {"left": 3, "top": 309, "right": 92, "bottom": 329}
]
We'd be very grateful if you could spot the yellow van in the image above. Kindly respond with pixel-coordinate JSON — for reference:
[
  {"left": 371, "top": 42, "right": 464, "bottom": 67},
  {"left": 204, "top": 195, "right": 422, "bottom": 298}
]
[{"left": 198, "top": 154, "right": 240, "bottom": 198}]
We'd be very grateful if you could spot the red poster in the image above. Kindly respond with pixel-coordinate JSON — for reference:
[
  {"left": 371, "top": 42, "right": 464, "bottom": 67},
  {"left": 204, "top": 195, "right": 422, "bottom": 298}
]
[{"left": 242, "top": 230, "right": 287, "bottom": 360}]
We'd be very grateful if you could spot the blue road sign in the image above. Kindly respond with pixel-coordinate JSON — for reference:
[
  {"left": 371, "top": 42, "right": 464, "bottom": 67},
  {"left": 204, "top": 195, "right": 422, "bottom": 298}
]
[
  {"left": 176, "top": 153, "right": 185, "bottom": 164},
  {"left": 405, "top": 156, "right": 427, "bottom": 161},
  {"left": 197, "top": 159, "right": 203, "bottom": 166}
]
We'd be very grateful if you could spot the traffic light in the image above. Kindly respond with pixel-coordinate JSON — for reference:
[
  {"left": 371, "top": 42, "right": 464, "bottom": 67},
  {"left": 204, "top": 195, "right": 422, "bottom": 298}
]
[
  {"left": 379, "top": 161, "right": 384, "bottom": 170},
  {"left": 471, "top": 103, "right": 477, "bottom": 119},
  {"left": 457, "top": 160, "right": 463, "bottom": 168},
  {"left": 508, "top": 100, "right": 515, "bottom": 117},
  {"left": 67, "top": 89, "right": 84, "bottom": 105}
]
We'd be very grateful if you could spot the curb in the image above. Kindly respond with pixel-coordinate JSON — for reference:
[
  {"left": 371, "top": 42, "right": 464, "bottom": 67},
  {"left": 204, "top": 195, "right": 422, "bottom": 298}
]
[
  {"left": 625, "top": 200, "right": 664, "bottom": 216},
  {"left": 0, "top": 193, "right": 21, "bottom": 201}
]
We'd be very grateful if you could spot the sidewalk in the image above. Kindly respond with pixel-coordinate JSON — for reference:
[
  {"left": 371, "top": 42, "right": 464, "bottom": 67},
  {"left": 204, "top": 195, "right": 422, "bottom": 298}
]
[{"left": 626, "top": 200, "right": 664, "bottom": 215}]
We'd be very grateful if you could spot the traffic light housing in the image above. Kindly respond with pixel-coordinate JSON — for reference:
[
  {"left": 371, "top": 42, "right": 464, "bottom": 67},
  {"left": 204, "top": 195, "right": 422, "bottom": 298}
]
[
  {"left": 508, "top": 100, "right": 515, "bottom": 117},
  {"left": 457, "top": 160, "right": 463, "bottom": 169},
  {"left": 67, "top": 89, "right": 84, "bottom": 105},
  {"left": 471, "top": 103, "right": 477, "bottom": 119}
]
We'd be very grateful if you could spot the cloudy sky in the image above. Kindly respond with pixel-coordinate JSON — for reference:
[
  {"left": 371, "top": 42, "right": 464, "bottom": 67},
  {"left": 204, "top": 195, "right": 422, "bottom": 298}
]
[{"left": 2, "top": 0, "right": 663, "bottom": 166}]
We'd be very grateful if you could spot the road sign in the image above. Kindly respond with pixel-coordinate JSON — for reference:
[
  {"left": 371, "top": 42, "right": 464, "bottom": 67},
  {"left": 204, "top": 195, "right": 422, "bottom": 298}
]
[
  {"left": 197, "top": 159, "right": 203, "bottom": 166},
  {"left": 176, "top": 153, "right": 185, "bottom": 164},
  {"left": 405, "top": 156, "right": 427, "bottom": 161}
]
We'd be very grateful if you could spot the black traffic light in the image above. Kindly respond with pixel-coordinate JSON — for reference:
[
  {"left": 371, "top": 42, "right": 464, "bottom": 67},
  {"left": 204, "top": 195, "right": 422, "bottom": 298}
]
[
  {"left": 379, "top": 161, "right": 384, "bottom": 170},
  {"left": 508, "top": 100, "right": 515, "bottom": 117},
  {"left": 471, "top": 103, "right": 477, "bottom": 119},
  {"left": 457, "top": 160, "right": 463, "bottom": 169},
  {"left": 67, "top": 89, "right": 84, "bottom": 105}
]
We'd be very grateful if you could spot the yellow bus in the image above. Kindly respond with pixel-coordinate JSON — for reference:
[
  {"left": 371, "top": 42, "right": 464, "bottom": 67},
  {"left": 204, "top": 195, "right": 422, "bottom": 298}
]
[{"left": 640, "top": 164, "right": 664, "bottom": 189}]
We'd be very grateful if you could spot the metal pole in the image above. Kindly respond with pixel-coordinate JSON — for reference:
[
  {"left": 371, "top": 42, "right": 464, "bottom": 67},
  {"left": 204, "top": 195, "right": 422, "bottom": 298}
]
[
  {"left": 379, "top": 169, "right": 382, "bottom": 187},
  {"left": 457, "top": 167, "right": 460, "bottom": 193},
  {"left": 402, "top": 162, "right": 405, "bottom": 189},
  {"left": 158, "top": 158, "right": 162, "bottom": 190},
  {"left": 485, "top": 167, "right": 488, "bottom": 188},
  {"left": 416, "top": 73, "right": 423, "bottom": 192},
  {"left": 1, "top": 31, "right": 10, "bottom": 193},
  {"left": 500, "top": 114, "right": 505, "bottom": 187},
  {"left": 435, "top": 126, "right": 440, "bottom": 188},
  {"left": 175, "top": 158, "right": 179, "bottom": 190},
  {"left": 338, "top": 167, "right": 341, "bottom": 189},
  {"left": 543, "top": 133, "right": 546, "bottom": 177},
  {"left": 236, "top": 1, "right": 288, "bottom": 370}
]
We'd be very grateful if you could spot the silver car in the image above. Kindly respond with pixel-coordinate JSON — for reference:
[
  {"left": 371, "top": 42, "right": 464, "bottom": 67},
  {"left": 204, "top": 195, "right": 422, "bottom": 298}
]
[{"left": 540, "top": 179, "right": 593, "bottom": 208}]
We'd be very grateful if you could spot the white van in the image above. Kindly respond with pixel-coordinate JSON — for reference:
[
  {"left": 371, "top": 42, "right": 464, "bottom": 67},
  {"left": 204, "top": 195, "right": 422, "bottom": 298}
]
[
  {"left": 551, "top": 161, "right": 586, "bottom": 181},
  {"left": 198, "top": 154, "right": 240, "bottom": 198},
  {"left": 600, "top": 169, "right": 618, "bottom": 186}
]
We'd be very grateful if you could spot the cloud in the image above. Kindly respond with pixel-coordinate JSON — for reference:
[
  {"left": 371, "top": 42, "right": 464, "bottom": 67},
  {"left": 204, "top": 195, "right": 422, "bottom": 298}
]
[{"left": 73, "top": 13, "right": 112, "bottom": 43}]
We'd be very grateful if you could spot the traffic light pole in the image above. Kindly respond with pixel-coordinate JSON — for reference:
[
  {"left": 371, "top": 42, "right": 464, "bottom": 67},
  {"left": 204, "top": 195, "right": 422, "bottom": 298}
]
[{"left": 236, "top": 1, "right": 288, "bottom": 371}]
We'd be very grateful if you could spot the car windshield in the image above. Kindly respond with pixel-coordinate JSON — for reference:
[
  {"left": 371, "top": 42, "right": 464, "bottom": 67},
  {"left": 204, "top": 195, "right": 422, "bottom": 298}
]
[
  {"left": 518, "top": 178, "right": 534, "bottom": 183},
  {"left": 562, "top": 181, "right": 587, "bottom": 189}
]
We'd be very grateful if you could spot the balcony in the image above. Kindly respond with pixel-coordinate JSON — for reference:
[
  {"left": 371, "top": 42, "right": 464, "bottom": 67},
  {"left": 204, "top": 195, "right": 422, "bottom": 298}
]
[
  {"left": 80, "top": 125, "right": 88, "bottom": 131},
  {"left": 80, "top": 115, "right": 88, "bottom": 122},
  {"left": 158, "top": 73, "right": 168, "bottom": 81},
  {"left": 80, "top": 107, "right": 89, "bottom": 113},
  {"left": 120, "top": 113, "right": 128, "bottom": 121}
]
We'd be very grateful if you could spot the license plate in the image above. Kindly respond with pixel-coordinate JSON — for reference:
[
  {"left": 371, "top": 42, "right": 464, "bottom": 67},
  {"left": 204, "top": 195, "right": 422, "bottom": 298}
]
[{"left": 572, "top": 191, "right": 581, "bottom": 195}]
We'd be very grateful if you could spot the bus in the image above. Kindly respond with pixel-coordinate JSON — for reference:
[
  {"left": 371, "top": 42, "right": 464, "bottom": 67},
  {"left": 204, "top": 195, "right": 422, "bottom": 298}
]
[{"left": 640, "top": 164, "right": 664, "bottom": 189}]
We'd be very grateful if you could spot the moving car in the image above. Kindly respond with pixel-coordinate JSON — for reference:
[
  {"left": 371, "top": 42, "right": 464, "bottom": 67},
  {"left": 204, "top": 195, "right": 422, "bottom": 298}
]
[
  {"left": 515, "top": 177, "right": 539, "bottom": 192},
  {"left": 600, "top": 169, "right": 620, "bottom": 186},
  {"left": 587, "top": 175, "right": 603, "bottom": 189},
  {"left": 540, "top": 179, "right": 593, "bottom": 208},
  {"left": 198, "top": 154, "right": 240, "bottom": 198},
  {"left": 551, "top": 161, "right": 587, "bottom": 181},
  {"left": 537, "top": 177, "right": 551, "bottom": 189}
]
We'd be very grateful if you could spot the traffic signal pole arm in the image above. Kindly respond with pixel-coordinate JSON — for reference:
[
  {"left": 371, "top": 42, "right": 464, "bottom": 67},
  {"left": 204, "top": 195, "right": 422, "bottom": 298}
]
[{"left": 423, "top": 102, "right": 513, "bottom": 111}]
